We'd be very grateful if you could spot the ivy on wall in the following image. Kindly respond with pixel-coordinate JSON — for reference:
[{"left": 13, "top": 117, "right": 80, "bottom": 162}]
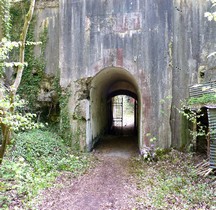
[
  {"left": 59, "top": 90, "right": 73, "bottom": 146},
  {"left": 18, "top": 27, "right": 47, "bottom": 110},
  {"left": 7, "top": 2, "right": 48, "bottom": 112},
  {"left": 0, "top": 0, "right": 11, "bottom": 38}
]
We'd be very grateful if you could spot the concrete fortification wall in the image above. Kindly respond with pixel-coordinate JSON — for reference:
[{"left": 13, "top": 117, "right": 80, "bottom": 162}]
[{"left": 35, "top": 0, "right": 216, "bottom": 151}]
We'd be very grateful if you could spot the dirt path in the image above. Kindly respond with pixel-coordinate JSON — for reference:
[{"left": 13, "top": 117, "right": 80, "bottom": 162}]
[{"left": 38, "top": 136, "right": 140, "bottom": 210}]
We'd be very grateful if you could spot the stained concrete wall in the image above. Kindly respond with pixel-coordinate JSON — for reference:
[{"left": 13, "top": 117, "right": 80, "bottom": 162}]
[
  {"left": 59, "top": 0, "right": 174, "bottom": 150},
  {"left": 35, "top": 1, "right": 59, "bottom": 76},
  {"left": 36, "top": 0, "right": 216, "bottom": 151}
]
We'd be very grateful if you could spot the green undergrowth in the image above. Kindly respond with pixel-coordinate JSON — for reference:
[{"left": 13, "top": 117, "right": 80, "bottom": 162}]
[
  {"left": 132, "top": 150, "right": 216, "bottom": 209},
  {"left": 0, "top": 129, "right": 93, "bottom": 209},
  {"left": 188, "top": 93, "right": 216, "bottom": 106}
]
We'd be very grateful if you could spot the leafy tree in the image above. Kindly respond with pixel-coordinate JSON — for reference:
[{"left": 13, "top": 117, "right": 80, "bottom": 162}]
[
  {"left": 0, "top": 0, "right": 39, "bottom": 164},
  {"left": 205, "top": 0, "right": 216, "bottom": 21}
]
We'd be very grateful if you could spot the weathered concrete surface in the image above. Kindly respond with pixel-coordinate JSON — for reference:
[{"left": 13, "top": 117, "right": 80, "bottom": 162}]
[
  {"left": 36, "top": 0, "right": 216, "bottom": 151},
  {"left": 35, "top": 0, "right": 59, "bottom": 76},
  {"left": 59, "top": 0, "right": 174, "bottom": 150},
  {"left": 67, "top": 79, "right": 91, "bottom": 151}
]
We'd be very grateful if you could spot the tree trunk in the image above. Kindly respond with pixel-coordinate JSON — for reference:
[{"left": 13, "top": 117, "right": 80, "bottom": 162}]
[
  {"left": 11, "top": 0, "right": 35, "bottom": 93},
  {"left": 0, "top": 124, "right": 10, "bottom": 164}
]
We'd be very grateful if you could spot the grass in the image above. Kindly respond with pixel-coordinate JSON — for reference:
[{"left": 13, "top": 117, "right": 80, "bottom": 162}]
[
  {"left": 132, "top": 150, "right": 216, "bottom": 210},
  {"left": 188, "top": 93, "right": 216, "bottom": 105},
  {"left": 0, "top": 129, "right": 93, "bottom": 209}
]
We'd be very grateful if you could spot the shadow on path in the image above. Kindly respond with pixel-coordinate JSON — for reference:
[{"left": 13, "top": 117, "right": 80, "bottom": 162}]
[{"left": 95, "top": 135, "right": 139, "bottom": 158}]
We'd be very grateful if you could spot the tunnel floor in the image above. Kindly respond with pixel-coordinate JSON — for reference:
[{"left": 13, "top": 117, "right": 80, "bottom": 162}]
[
  {"left": 94, "top": 133, "right": 139, "bottom": 158},
  {"left": 110, "top": 123, "right": 136, "bottom": 135}
]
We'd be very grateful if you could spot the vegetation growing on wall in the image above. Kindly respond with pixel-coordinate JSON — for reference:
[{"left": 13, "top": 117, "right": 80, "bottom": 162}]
[
  {"left": 10, "top": 3, "right": 48, "bottom": 111},
  {"left": 0, "top": 0, "right": 11, "bottom": 39},
  {"left": 205, "top": 0, "right": 216, "bottom": 22},
  {"left": 205, "top": 0, "right": 216, "bottom": 58},
  {"left": 59, "top": 90, "right": 73, "bottom": 146},
  {"left": 188, "top": 93, "right": 216, "bottom": 105},
  {"left": 178, "top": 103, "right": 205, "bottom": 147},
  {"left": 18, "top": 29, "right": 47, "bottom": 110}
]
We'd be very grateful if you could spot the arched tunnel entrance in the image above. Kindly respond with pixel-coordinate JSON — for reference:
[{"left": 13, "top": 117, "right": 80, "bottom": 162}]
[{"left": 87, "top": 67, "right": 142, "bottom": 153}]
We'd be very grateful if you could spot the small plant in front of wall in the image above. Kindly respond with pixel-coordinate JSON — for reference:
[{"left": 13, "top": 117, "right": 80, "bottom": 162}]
[
  {"left": 159, "top": 95, "right": 173, "bottom": 116},
  {"left": 177, "top": 101, "right": 208, "bottom": 149},
  {"left": 177, "top": 101, "right": 198, "bottom": 123},
  {"left": 140, "top": 133, "right": 167, "bottom": 162}
]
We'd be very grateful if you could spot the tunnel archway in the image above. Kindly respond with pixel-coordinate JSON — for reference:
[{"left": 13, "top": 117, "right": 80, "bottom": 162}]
[{"left": 86, "top": 67, "right": 142, "bottom": 152}]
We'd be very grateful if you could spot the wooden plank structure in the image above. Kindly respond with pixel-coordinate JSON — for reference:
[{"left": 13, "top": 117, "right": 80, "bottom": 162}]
[{"left": 189, "top": 82, "right": 216, "bottom": 169}]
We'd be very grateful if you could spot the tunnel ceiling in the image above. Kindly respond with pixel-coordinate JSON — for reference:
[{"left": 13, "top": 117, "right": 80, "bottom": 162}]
[
  {"left": 107, "top": 90, "right": 138, "bottom": 100},
  {"left": 91, "top": 67, "right": 139, "bottom": 99}
]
